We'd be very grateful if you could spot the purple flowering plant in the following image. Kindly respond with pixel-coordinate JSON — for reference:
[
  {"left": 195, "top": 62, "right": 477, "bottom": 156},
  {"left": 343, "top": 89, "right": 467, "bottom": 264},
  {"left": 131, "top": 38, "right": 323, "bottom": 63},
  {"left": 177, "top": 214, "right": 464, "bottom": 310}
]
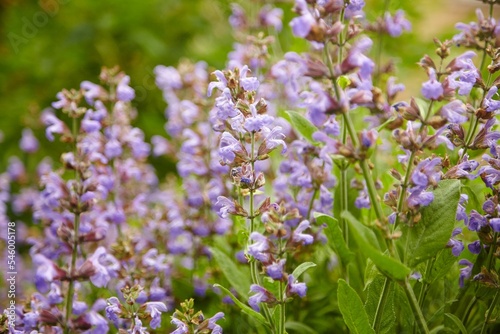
[{"left": 2, "top": 0, "right": 500, "bottom": 333}]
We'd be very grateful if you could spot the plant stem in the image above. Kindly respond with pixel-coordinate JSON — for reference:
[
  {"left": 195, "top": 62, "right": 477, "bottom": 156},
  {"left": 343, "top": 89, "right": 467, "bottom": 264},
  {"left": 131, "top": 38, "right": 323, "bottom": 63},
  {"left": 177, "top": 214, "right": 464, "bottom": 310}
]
[
  {"left": 403, "top": 279, "right": 430, "bottom": 334},
  {"left": 480, "top": 290, "right": 499, "bottom": 334},
  {"left": 306, "top": 187, "right": 319, "bottom": 221},
  {"left": 373, "top": 278, "right": 391, "bottom": 332},
  {"left": 486, "top": 232, "right": 498, "bottom": 271},
  {"left": 64, "top": 212, "right": 80, "bottom": 334}
]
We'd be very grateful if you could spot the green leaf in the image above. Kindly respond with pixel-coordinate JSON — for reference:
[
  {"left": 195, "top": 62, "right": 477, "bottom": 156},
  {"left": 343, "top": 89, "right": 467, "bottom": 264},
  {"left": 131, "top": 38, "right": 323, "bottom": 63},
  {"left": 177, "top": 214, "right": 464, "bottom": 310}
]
[
  {"left": 427, "top": 249, "right": 456, "bottom": 284},
  {"left": 285, "top": 321, "right": 318, "bottom": 334},
  {"left": 403, "top": 180, "right": 461, "bottom": 267},
  {"left": 341, "top": 211, "right": 380, "bottom": 250},
  {"left": 283, "top": 110, "right": 318, "bottom": 143},
  {"left": 342, "top": 211, "right": 411, "bottom": 281},
  {"left": 337, "top": 279, "right": 376, "bottom": 334},
  {"left": 210, "top": 247, "right": 251, "bottom": 299},
  {"left": 315, "top": 213, "right": 354, "bottom": 265},
  {"left": 213, "top": 284, "right": 270, "bottom": 328},
  {"left": 291, "top": 262, "right": 317, "bottom": 279},
  {"left": 444, "top": 313, "right": 468, "bottom": 334},
  {"left": 364, "top": 275, "right": 396, "bottom": 334}
]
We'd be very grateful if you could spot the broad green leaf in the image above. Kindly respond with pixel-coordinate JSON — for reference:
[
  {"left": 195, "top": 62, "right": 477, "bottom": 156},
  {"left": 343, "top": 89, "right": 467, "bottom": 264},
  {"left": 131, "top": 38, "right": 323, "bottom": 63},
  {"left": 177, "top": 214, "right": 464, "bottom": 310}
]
[
  {"left": 427, "top": 249, "right": 457, "bottom": 284},
  {"left": 342, "top": 211, "right": 411, "bottom": 281},
  {"left": 403, "top": 180, "right": 461, "bottom": 267},
  {"left": 291, "top": 262, "right": 317, "bottom": 279},
  {"left": 285, "top": 321, "right": 318, "bottom": 334},
  {"left": 341, "top": 211, "right": 380, "bottom": 250},
  {"left": 364, "top": 275, "right": 396, "bottom": 334},
  {"left": 210, "top": 247, "right": 251, "bottom": 299},
  {"left": 337, "top": 279, "right": 376, "bottom": 334},
  {"left": 213, "top": 284, "right": 270, "bottom": 328},
  {"left": 314, "top": 213, "right": 354, "bottom": 265},
  {"left": 395, "top": 284, "right": 413, "bottom": 332},
  {"left": 444, "top": 313, "right": 468, "bottom": 334},
  {"left": 283, "top": 110, "right": 318, "bottom": 143}
]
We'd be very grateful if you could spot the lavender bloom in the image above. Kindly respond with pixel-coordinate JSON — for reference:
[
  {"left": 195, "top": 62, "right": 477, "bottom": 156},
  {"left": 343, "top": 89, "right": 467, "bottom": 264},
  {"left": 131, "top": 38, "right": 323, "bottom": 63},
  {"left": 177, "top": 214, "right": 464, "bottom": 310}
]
[
  {"left": 490, "top": 218, "right": 500, "bottom": 232},
  {"left": 229, "top": 3, "right": 246, "bottom": 29},
  {"left": 447, "top": 228, "right": 464, "bottom": 257},
  {"left": 116, "top": 75, "right": 135, "bottom": 102},
  {"left": 215, "top": 196, "right": 236, "bottom": 218},
  {"left": 171, "top": 318, "right": 189, "bottom": 334},
  {"left": 81, "top": 81, "right": 102, "bottom": 105},
  {"left": 290, "top": 0, "right": 315, "bottom": 38},
  {"left": 144, "top": 301, "right": 168, "bottom": 329},
  {"left": 483, "top": 86, "right": 500, "bottom": 113},
  {"left": 105, "top": 297, "right": 122, "bottom": 326},
  {"left": 20, "top": 128, "right": 39, "bottom": 153},
  {"left": 154, "top": 65, "right": 182, "bottom": 91},
  {"left": 292, "top": 220, "right": 314, "bottom": 245},
  {"left": 266, "top": 259, "right": 286, "bottom": 280},
  {"left": 207, "top": 312, "right": 224, "bottom": 333},
  {"left": 411, "top": 158, "right": 441, "bottom": 188},
  {"left": 421, "top": 68, "right": 443, "bottom": 100},
  {"left": 468, "top": 240, "right": 482, "bottom": 254},
  {"left": 219, "top": 132, "right": 243, "bottom": 164},
  {"left": 342, "top": 37, "right": 375, "bottom": 79},
  {"left": 260, "top": 126, "right": 287, "bottom": 154},
  {"left": 88, "top": 246, "right": 120, "bottom": 288},
  {"left": 456, "top": 194, "right": 469, "bottom": 224},
  {"left": 384, "top": 10, "right": 411, "bottom": 37},
  {"left": 355, "top": 190, "right": 370, "bottom": 209},
  {"left": 440, "top": 100, "right": 468, "bottom": 124},
  {"left": 458, "top": 259, "right": 473, "bottom": 288},
  {"left": 345, "top": 0, "right": 365, "bottom": 19},
  {"left": 468, "top": 210, "right": 487, "bottom": 231},
  {"left": 248, "top": 284, "right": 276, "bottom": 312},
  {"left": 33, "top": 254, "right": 62, "bottom": 293},
  {"left": 132, "top": 317, "right": 149, "bottom": 334},
  {"left": 41, "top": 111, "right": 65, "bottom": 141},
  {"left": 248, "top": 232, "right": 271, "bottom": 263},
  {"left": 407, "top": 186, "right": 434, "bottom": 209},
  {"left": 259, "top": 5, "right": 283, "bottom": 31},
  {"left": 448, "top": 58, "right": 478, "bottom": 96},
  {"left": 245, "top": 104, "right": 274, "bottom": 132},
  {"left": 287, "top": 274, "right": 307, "bottom": 298}
]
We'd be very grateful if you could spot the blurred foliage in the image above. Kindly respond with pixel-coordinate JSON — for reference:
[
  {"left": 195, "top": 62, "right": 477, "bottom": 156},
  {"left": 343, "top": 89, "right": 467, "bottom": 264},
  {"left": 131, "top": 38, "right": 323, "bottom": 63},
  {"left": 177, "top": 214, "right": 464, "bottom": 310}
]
[{"left": 0, "top": 0, "right": 494, "bottom": 171}]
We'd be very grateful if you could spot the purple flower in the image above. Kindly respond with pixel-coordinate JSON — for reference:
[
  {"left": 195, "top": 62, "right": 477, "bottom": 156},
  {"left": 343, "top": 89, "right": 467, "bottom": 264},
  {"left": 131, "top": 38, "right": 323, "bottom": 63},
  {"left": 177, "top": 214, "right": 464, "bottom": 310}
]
[
  {"left": 261, "top": 126, "right": 287, "bottom": 154},
  {"left": 266, "top": 259, "right": 286, "bottom": 280},
  {"left": 208, "top": 70, "right": 228, "bottom": 97},
  {"left": 407, "top": 186, "right": 434, "bottom": 209},
  {"left": 483, "top": 86, "right": 500, "bottom": 113},
  {"left": 81, "top": 81, "right": 102, "bottom": 105},
  {"left": 490, "top": 218, "right": 500, "bottom": 232},
  {"left": 132, "top": 317, "right": 149, "bottom": 334},
  {"left": 421, "top": 69, "right": 443, "bottom": 100},
  {"left": 144, "top": 301, "right": 168, "bottom": 329},
  {"left": 440, "top": 100, "right": 468, "bottom": 124},
  {"left": 171, "top": 318, "right": 189, "bottom": 334},
  {"left": 355, "top": 190, "right": 370, "bottom": 209},
  {"left": 411, "top": 158, "right": 441, "bottom": 188},
  {"left": 458, "top": 259, "right": 473, "bottom": 288},
  {"left": 219, "top": 132, "right": 243, "bottom": 164},
  {"left": 154, "top": 65, "right": 182, "bottom": 91},
  {"left": 384, "top": 10, "right": 411, "bottom": 37},
  {"left": 88, "top": 247, "right": 120, "bottom": 288},
  {"left": 248, "top": 284, "right": 276, "bottom": 312},
  {"left": 345, "top": 0, "right": 365, "bottom": 19},
  {"left": 292, "top": 220, "right": 314, "bottom": 245},
  {"left": 105, "top": 297, "right": 122, "bottom": 326},
  {"left": 248, "top": 232, "right": 271, "bottom": 263},
  {"left": 456, "top": 194, "right": 469, "bottom": 224},
  {"left": 287, "top": 274, "right": 307, "bottom": 298},
  {"left": 33, "top": 254, "right": 63, "bottom": 293},
  {"left": 447, "top": 228, "right": 464, "bottom": 257},
  {"left": 468, "top": 240, "right": 482, "bottom": 254},
  {"left": 116, "top": 75, "right": 135, "bottom": 102},
  {"left": 342, "top": 37, "right": 375, "bottom": 79},
  {"left": 468, "top": 210, "right": 487, "bottom": 231},
  {"left": 245, "top": 104, "right": 274, "bottom": 132},
  {"left": 20, "top": 128, "right": 39, "bottom": 153},
  {"left": 41, "top": 111, "right": 65, "bottom": 142},
  {"left": 215, "top": 196, "right": 236, "bottom": 218},
  {"left": 207, "top": 312, "right": 224, "bottom": 333},
  {"left": 259, "top": 5, "right": 283, "bottom": 31}
]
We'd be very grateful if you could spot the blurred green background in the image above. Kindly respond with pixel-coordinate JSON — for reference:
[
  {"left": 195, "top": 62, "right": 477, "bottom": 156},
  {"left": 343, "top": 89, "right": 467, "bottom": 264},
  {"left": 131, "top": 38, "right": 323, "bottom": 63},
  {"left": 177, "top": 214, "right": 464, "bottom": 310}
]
[{"left": 0, "top": 0, "right": 495, "bottom": 170}]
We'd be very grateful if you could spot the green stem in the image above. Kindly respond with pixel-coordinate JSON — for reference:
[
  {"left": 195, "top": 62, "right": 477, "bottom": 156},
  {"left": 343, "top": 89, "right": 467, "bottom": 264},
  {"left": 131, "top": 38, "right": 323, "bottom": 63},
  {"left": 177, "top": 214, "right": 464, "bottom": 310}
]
[
  {"left": 461, "top": 296, "right": 477, "bottom": 326},
  {"left": 373, "top": 278, "right": 391, "bottom": 332},
  {"left": 486, "top": 232, "right": 498, "bottom": 271},
  {"left": 480, "top": 290, "right": 499, "bottom": 334},
  {"left": 403, "top": 279, "right": 430, "bottom": 334},
  {"left": 306, "top": 187, "right": 319, "bottom": 221}
]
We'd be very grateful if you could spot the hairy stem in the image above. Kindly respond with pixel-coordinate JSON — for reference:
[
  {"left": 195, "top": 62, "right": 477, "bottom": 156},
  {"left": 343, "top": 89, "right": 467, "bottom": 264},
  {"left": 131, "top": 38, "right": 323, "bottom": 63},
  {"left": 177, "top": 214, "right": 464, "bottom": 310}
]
[{"left": 403, "top": 279, "right": 430, "bottom": 334}]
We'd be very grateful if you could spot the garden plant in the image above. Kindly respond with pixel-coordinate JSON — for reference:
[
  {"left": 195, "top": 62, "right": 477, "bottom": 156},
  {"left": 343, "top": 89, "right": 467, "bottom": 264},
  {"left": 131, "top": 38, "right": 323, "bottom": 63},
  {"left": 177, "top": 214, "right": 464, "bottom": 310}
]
[{"left": 1, "top": 0, "right": 500, "bottom": 333}]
